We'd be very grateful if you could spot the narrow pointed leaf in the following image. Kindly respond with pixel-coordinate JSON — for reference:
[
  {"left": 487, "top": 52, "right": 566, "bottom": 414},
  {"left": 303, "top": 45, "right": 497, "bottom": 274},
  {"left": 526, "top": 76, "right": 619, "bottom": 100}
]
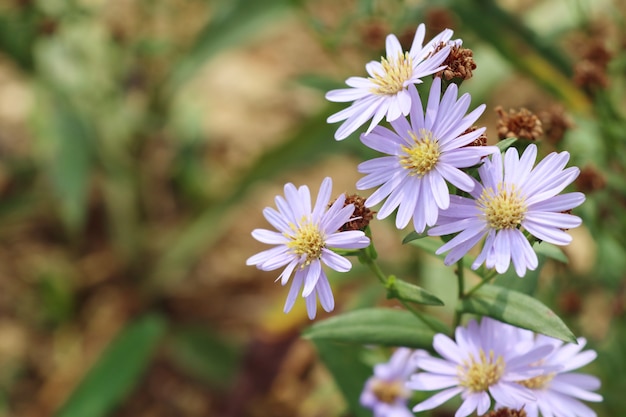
[
  {"left": 304, "top": 308, "right": 436, "bottom": 348},
  {"left": 386, "top": 276, "right": 444, "bottom": 306},
  {"left": 402, "top": 230, "right": 428, "bottom": 244},
  {"left": 458, "top": 284, "right": 576, "bottom": 342},
  {"left": 496, "top": 137, "right": 518, "bottom": 152},
  {"left": 312, "top": 340, "right": 372, "bottom": 417},
  {"left": 55, "top": 314, "right": 167, "bottom": 417}
]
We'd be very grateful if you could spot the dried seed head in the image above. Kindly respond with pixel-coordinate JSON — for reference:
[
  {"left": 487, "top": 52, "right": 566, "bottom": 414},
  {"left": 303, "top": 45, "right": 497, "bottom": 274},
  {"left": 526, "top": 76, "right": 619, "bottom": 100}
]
[
  {"left": 462, "top": 126, "right": 488, "bottom": 147},
  {"left": 436, "top": 44, "right": 477, "bottom": 81},
  {"left": 539, "top": 106, "right": 574, "bottom": 144},
  {"left": 576, "top": 164, "right": 607, "bottom": 193},
  {"left": 495, "top": 106, "right": 543, "bottom": 141},
  {"left": 360, "top": 20, "right": 389, "bottom": 51},
  {"left": 425, "top": 7, "right": 457, "bottom": 35},
  {"left": 481, "top": 407, "right": 527, "bottom": 417},
  {"left": 336, "top": 194, "right": 374, "bottom": 232},
  {"left": 573, "top": 38, "right": 612, "bottom": 93}
]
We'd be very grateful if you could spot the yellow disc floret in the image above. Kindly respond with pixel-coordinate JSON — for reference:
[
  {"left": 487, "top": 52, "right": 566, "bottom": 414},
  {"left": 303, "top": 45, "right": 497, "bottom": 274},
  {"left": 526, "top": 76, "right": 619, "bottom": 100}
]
[
  {"left": 458, "top": 349, "right": 505, "bottom": 392},
  {"left": 399, "top": 129, "right": 441, "bottom": 177},
  {"left": 370, "top": 52, "right": 414, "bottom": 96},
  {"left": 370, "top": 379, "right": 410, "bottom": 404},
  {"left": 285, "top": 218, "right": 325, "bottom": 266},
  {"left": 479, "top": 184, "right": 527, "bottom": 230}
]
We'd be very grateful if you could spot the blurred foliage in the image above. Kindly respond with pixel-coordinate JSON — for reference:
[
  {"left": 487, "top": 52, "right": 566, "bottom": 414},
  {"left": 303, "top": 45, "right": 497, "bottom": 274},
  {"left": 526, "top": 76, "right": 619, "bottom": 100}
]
[{"left": 0, "top": 0, "right": 624, "bottom": 416}]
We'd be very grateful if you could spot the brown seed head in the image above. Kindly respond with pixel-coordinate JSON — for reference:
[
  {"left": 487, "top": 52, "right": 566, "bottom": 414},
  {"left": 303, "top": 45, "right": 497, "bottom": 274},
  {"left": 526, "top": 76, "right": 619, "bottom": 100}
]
[
  {"left": 576, "top": 164, "right": 606, "bottom": 193},
  {"left": 495, "top": 106, "right": 543, "bottom": 141},
  {"left": 425, "top": 7, "right": 457, "bottom": 35},
  {"left": 462, "top": 126, "right": 488, "bottom": 147},
  {"left": 481, "top": 407, "right": 527, "bottom": 417},
  {"left": 573, "top": 60, "right": 609, "bottom": 92},
  {"left": 336, "top": 194, "right": 374, "bottom": 232},
  {"left": 539, "top": 106, "right": 574, "bottom": 144},
  {"left": 435, "top": 44, "right": 477, "bottom": 81}
]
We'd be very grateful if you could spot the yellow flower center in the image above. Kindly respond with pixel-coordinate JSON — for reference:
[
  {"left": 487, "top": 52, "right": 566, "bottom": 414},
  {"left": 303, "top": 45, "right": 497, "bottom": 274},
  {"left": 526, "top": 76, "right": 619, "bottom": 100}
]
[
  {"left": 369, "top": 52, "right": 413, "bottom": 95},
  {"left": 399, "top": 130, "right": 441, "bottom": 177},
  {"left": 458, "top": 349, "right": 505, "bottom": 392},
  {"left": 370, "top": 379, "right": 410, "bottom": 404},
  {"left": 518, "top": 372, "right": 556, "bottom": 390},
  {"left": 478, "top": 184, "right": 528, "bottom": 230},
  {"left": 285, "top": 219, "right": 325, "bottom": 266}
]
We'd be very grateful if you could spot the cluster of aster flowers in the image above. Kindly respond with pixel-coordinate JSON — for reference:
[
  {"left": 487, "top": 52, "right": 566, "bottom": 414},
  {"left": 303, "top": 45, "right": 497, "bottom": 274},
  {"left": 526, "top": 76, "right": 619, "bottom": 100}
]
[
  {"left": 246, "top": 21, "right": 599, "bottom": 417},
  {"left": 362, "top": 318, "right": 601, "bottom": 417}
]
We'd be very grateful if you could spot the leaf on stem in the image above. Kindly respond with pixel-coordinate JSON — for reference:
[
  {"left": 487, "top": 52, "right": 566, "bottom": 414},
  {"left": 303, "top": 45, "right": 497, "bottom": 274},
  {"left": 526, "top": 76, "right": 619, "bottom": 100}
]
[
  {"left": 458, "top": 284, "right": 576, "bottom": 343},
  {"left": 496, "top": 137, "right": 518, "bottom": 152},
  {"left": 386, "top": 276, "right": 444, "bottom": 306},
  {"left": 304, "top": 308, "right": 436, "bottom": 348}
]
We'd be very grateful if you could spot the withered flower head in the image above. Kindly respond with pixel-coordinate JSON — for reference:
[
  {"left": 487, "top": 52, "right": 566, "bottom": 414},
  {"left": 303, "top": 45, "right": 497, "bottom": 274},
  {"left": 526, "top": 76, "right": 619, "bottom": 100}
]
[
  {"left": 462, "top": 126, "right": 488, "bottom": 147},
  {"left": 482, "top": 407, "right": 527, "bottom": 417},
  {"left": 539, "top": 105, "right": 574, "bottom": 144},
  {"left": 573, "top": 60, "right": 609, "bottom": 91},
  {"left": 495, "top": 106, "right": 543, "bottom": 141},
  {"left": 576, "top": 164, "right": 607, "bottom": 193},
  {"left": 425, "top": 7, "right": 457, "bottom": 35},
  {"left": 336, "top": 194, "right": 374, "bottom": 231},
  {"left": 573, "top": 38, "right": 612, "bottom": 93},
  {"left": 435, "top": 44, "right": 477, "bottom": 81}
]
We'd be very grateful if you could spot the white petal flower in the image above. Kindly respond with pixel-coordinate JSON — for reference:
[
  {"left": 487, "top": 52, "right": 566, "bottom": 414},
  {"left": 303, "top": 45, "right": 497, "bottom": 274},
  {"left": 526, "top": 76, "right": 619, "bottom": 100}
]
[
  {"left": 247, "top": 177, "right": 370, "bottom": 319},
  {"left": 357, "top": 78, "right": 499, "bottom": 233},
  {"left": 428, "top": 144, "right": 585, "bottom": 277},
  {"left": 407, "top": 317, "right": 558, "bottom": 417},
  {"left": 326, "top": 24, "right": 458, "bottom": 140}
]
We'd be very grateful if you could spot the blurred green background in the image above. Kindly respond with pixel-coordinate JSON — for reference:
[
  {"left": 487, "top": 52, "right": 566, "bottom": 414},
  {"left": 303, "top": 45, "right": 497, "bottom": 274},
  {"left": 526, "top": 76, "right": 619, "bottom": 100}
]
[{"left": 0, "top": 0, "right": 625, "bottom": 416}]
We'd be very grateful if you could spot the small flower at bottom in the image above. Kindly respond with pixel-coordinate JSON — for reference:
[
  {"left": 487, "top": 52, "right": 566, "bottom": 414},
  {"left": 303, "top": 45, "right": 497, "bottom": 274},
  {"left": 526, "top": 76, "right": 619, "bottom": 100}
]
[
  {"left": 407, "top": 317, "right": 558, "bottom": 417},
  {"left": 361, "top": 348, "right": 417, "bottom": 417},
  {"left": 357, "top": 78, "right": 498, "bottom": 233},
  {"left": 428, "top": 144, "right": 585, "bottom": 277},
  {"left": 326, "top": 23, "right": 456, "bottom": 140},
  {"left": 246, "top": 177, "right": 370, "bottom": 319},
  {"left": 507, "top": 332, "right": 602, "bottom": 417}
]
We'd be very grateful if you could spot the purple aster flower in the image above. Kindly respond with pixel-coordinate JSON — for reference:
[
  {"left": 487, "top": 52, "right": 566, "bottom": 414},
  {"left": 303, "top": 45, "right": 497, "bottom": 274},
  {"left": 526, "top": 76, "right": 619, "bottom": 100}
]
[
  {"left": 360, "top": 348, "right": 417, "bottom": 417},
  {"left": 428, "top": 144, "right": 585, "bottom": 277},
  {"left": 356, "top": 78, "right": 499, "bottom": 233},
  {"left": 326, "top": 24, "right": 456, "bottom": 140},
  {"left": 246, "top": 177, "right": 370, "bottom": 319},
  {"left": 407, "top": 317, "right": 558, "bottom": 417},
  {"left": 509, "top": 333, "right": 602, "bottom": 417}
]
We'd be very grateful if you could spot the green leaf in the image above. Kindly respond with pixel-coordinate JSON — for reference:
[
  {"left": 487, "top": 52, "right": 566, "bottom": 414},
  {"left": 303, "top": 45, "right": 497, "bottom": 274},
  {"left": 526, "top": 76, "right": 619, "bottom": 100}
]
[
  {"left": 496, "top": 137, "right": 518, "bottom": 152},
  {"left": 386, "top": 276, "right": 444, "bottom": 306},
  {"left": 402, "top": 230, "right": 428, "bottom": 244},
  {"left": 34, "top": 89, "right": 95, "bottom": 234},
  {"left": 304, "top": 308, "right": 436, "bottom": 348},
  {"left": 533, "top": 241, "right": 568, "bottom": 263},
  {"left": 55, "top": 314, "right": 167, "bottom": 417},
  {"left": 312, "top": 340, "right": 372, "bottom": 417},
  {"left": 458, "top": 284, "right": 576, "bottom": 342},
  {"left": 166, "top": 325, "right": 241, "bottom": 388}
]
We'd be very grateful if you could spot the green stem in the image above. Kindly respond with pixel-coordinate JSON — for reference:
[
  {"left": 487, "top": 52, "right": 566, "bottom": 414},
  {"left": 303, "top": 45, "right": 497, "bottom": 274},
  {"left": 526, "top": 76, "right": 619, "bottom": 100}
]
[
  {"left": 452, "top": 259, "right": 465, "bottom": 329},
  {"left": 465, "top": 269, "right": 498, "bottom": 297},
  {"left": 358, "top": 243, "right": 442, "bottom": 334}
]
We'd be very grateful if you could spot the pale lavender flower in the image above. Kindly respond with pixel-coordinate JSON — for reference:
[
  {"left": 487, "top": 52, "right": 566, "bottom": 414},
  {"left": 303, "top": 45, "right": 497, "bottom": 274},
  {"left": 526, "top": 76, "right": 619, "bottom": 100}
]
[
  {"left": 357, "top": 78, "right": 498, "bottom": 233},
  {"left": 246, "top": 177, "right": 370, "bottom": 319},
  {"left": 360, "top": 348, "right": 417, "bottom": 417},
  {"left": 407, "top": 317, "right": 557, "bottom": 417},
  {"left": 509, "top": 332, "right": 602, "bottom": 417},
  {"left": 428, "top": 144, "right": 585, "bottom": 277},
  {"left": 326, "top": 24, "right": 456, "bottom": 140}
]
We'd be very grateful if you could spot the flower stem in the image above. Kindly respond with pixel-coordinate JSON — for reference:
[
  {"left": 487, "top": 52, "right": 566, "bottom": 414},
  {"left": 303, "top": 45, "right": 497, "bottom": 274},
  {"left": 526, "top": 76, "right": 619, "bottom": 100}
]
[
  {"left": 465, "top": 269, "right": 498, "bottom": 297},
  {"left": 452, "top": 258, "right": 465, "bottom": 328}
]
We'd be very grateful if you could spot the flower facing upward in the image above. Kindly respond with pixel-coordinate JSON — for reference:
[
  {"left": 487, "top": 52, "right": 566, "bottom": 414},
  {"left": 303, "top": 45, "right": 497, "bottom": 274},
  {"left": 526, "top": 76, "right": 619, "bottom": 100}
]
[
  {"left": 428, "top": 144, "right": 585, "bottom": 277},
  {"left": 508, "top": 332, "right": 602, "bottom": 417},
  {"left": 407, "top": 318, "right": 557, "bottom": 417},
  {"left": 357, "top": 78, "right": 498, "bottom": 233},
  {"left": 360, "top": 348, "right": 417, "bottom": 417},
  {"left": 326, "top": 23, "right": 455, "bottom": 140},
  {"left": 246, "top": 177, "right": 370, "bottom": 319}
]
